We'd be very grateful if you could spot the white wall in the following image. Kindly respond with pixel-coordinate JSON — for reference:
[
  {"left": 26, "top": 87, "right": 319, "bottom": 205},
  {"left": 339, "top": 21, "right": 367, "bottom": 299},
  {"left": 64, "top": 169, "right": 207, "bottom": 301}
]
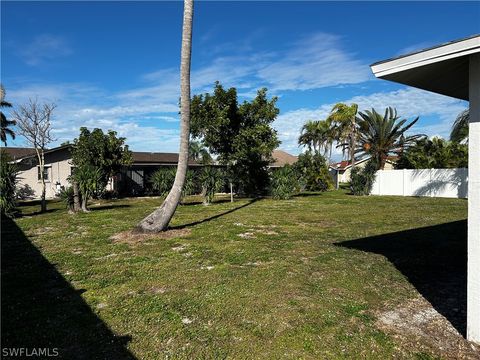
[{"left": 370, "top": 168, "right": 468, "bottom": 199}]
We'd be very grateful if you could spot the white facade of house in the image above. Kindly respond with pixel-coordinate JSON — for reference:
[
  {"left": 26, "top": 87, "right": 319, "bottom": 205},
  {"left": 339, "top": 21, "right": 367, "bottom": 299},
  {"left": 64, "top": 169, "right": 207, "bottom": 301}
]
[
  {"left": 15, "top": 147, "right": 73, "bottom": 199},
  {"left": 371, "top": 35, "right": 480, "bottom": 344}
]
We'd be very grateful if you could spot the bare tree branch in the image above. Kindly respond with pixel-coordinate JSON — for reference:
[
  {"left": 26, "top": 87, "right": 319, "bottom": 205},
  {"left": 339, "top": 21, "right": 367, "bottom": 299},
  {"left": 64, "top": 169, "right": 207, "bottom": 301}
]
[{"left": 11, "top": 98, "right": 56, "bottom": 213}]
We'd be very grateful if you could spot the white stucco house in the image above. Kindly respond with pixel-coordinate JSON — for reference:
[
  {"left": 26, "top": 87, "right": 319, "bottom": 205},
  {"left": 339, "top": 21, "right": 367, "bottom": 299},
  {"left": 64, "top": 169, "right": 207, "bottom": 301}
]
[{"left": 370, "top": 34, "right": 480, "bottom": 344}]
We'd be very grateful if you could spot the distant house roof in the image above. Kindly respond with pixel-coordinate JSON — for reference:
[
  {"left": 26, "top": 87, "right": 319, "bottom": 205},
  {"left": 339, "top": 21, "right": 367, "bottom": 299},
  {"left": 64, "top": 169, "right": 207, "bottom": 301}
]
[
  {"left": 271, "top": 150, "right": 297, "bottom": 167},
  {"left": 329, "top": 156, "right": 398, "bottom": 171},
  {"left": 3, "top": 147, "right": 36, "bottom": 160},
  {"left": 132, "top": 151, "right": 199, "bottom": 166},
  {"left": 3, "top": 145, "right": 72, "bottom": 162}
]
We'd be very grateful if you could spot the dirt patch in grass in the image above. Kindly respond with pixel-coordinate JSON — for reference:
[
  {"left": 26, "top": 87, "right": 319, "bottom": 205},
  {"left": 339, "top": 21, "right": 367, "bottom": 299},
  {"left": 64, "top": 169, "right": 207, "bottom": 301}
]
[
  {"left": 376, "top": 297, "right": 480, "bottom": 358},
  {"left": 110, "top": 228, "right": 191, "bottom": 244}
]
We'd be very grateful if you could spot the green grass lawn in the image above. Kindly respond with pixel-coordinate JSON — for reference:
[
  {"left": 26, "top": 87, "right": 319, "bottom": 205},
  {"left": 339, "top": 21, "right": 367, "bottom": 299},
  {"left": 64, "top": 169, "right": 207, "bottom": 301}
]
[{"left": 1, "top": 190, "right": 471, "bottom": 359}]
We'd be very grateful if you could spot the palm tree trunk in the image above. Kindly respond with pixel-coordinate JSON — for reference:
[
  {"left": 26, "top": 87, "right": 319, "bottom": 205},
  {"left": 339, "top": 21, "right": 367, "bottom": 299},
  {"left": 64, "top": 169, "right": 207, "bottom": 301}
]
[
  {"left": 350, "top": 132, "right": 356, "bottom": 167},
  {"left": 73, "top": 180, "right": 81, "bottom": 212},
  {"left": 136, "top": 0, "right": 194, "bottom": 232}
]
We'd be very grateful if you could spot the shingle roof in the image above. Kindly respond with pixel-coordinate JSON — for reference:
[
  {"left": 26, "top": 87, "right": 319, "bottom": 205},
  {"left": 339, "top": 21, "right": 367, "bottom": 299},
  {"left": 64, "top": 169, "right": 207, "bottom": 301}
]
[
  {"left": 132, "top": 151, "right": 199, "bottom": 166},
  {"left": 271, "top": 150, "right": 297, "bottom": 167},
  {"left": 3, "top": 147, "right": 36, "bottom": 160}
]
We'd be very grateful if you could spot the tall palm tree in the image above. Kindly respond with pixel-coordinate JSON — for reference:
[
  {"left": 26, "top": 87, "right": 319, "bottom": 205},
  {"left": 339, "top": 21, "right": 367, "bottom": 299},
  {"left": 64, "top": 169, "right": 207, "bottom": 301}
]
[
  {"left": 298, "top": 120, "right": 319, "bottom": 153},
  {"left": 1, "top": 85, "right": 16, "bottom": 146},
  {"left": 298, "top": 119, "right": 333, "bottom": 157},
  {"left": 450, "top": 109, "right": 469, "bottom": 143},
  {"left": 137, "top": 0, "right": 194, "bottom": 232},
  {"left": 327, "top": 103, "right": 358, "bottom": 167},
  {"left": 356, "top": 107, "right": 424, "bottom": 170}
]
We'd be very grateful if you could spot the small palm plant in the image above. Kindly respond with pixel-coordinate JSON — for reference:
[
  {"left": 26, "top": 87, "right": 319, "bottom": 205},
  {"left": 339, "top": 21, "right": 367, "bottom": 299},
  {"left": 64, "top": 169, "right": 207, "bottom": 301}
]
[
  {"left": 150, "top": 167, "right": 177, "bottom": 196},
  {"left": 72, "top": 165, "right": 103, "bottom": 211},
  {"left": 199, "top": 166, "right": 224, "bottom": 204},
  {"left": 270, "top": 165, "right": 300, "bottom": 200},
  {"left": 356, "top": 107, "right": 424, "bottom": 170}
]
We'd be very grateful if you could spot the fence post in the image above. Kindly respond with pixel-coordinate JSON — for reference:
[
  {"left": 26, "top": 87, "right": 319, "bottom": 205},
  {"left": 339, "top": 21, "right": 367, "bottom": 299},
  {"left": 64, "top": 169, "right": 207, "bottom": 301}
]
[{"left": 403, "top": 168, "right": 406, "bottom": 196}]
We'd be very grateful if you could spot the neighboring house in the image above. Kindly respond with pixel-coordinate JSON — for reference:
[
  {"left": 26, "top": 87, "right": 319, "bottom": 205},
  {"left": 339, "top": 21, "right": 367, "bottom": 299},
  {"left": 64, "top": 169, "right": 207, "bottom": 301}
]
[
  {"left": 5, "top": 145, "right": 74, "bottom": 200},
  {"left": 329, "top": 156, "right": 397, "bottom": 183},
  {"left": 270, "top": 150, "right": 298, "bottom": 168},
  {"left": 118, "top": 151, "right": 200, "bottom": 196},
  {"left": 6, "top": 145, "right": 297, "bottom": 198}
]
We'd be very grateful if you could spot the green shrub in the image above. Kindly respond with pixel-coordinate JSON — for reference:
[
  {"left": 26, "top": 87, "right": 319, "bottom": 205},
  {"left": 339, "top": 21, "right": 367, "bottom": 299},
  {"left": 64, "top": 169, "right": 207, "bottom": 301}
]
[
  {"left": 71, "top": 165, "right": 104, "bottom": 208},
  {"left": 295, "top": 151, "right": 333, "bottom": 192},
  {"left": 149, "top": 167, "right": 176, "bottom": 196},
  {"left": 0, "top": 150, "right": 18, "bottom": 217},
  {"left": 199, "top": 166, "right": 224, "bottom": 204},
  {"left": 270, "top": 165, "right": 300, "bottom": 200},
  {"left": 59, "top": 186, "right": 75, "bottom": 212},
  {"left": 350, "top": 160, "right": 377, "bottom": 196},
  {"left": 149, "top": 167, "right": 197, "bottom": 199}
]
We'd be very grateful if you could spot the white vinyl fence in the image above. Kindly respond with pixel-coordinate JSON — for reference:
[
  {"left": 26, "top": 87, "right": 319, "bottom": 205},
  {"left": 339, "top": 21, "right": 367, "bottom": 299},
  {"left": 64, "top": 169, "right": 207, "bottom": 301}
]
[{"left": 370, "top": 168, "right": 468, "bottom": 199}]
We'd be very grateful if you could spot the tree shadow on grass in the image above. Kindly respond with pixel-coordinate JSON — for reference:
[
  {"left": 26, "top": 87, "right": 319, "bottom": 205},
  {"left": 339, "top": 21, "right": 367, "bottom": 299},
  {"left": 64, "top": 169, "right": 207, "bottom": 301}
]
[
  {"left": 336, "top": 220, "right": 467, "bottom": 336},
  {"left": 170, "top": 198, "right": 260, "bottom": 230},
  {"left": 1, "top": 216, "right": 136, "bottom": 359},
  {"left": 89, "top": 204, "right": 131, "bottom": 211}
]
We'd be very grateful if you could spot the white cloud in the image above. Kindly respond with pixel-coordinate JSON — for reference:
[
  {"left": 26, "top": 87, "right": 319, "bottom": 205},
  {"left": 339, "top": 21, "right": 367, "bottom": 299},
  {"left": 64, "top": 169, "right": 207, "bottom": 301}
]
[
  {"left": 7, "top": 32, "right": 464, "bottom": 155},
  {"left": 274, "top": 88, "right": 468, "bottom": 156},
  {"left": 257, "top": 33, "right": 371, "bottom": 91},
  {"left": 18, "top": 34, "right": 72, "bottom": 66}
]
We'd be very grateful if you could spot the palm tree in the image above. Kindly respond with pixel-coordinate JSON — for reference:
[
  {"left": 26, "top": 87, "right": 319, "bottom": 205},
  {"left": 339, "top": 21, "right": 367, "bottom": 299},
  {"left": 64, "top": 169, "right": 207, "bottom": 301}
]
[
  {"left": 298, "top": 119, "right": 333, "bottom": 157},
  {"left": 356, "top": 107, "right": 424, "bottom": 170},
  {"left": 137, "top": 0, "right": 194, "bottom": 232},
  {"left": 189, "top": 140, "right": 212, "bottom": 164},
  {"left": 327, "top": 103, "right": 358, "bottom": 167},
  {"left": 298, "top": 120, "right": 319, "bottom": 153},
  {"left": 1, "top": 85, "right": 16, "bottom": 146},
  {"left": 450, "top": 109, "right": 469, "bottom": 143}
]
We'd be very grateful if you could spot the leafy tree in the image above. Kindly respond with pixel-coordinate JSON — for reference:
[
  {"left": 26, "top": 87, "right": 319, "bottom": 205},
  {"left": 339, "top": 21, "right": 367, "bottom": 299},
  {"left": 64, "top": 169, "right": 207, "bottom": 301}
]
[
  {"left": 191, "top": 82, "right": 280, "bottom": 195},
  {"left": 71, "top": 127, "right": 133, "bottom": 194},
  {"left": 450, "top": 109, "right": 469, "bottom": 143},
  {"left": 270, "top": 165, "right": 300, "bottom": 200},
  {"left": 294, "top": 151, "right": 333, "bottom": 192},
  {"left": 0, "top": 149, "right": 18, "bottom": 217},
  {"left": 137, "top": 0, "right": 193, "bottom": 232},
  {"left": 356, "top": 107, "right": 424, "bottom": 170},
  {"left": 395, "top": 137, "right": 468, "bottom": 169},
  {"left": 327, "top": 103, "right": 359, "bottom": 166},
  {"left": 0, "top": 85, "right": 16, "bottom": 146}
]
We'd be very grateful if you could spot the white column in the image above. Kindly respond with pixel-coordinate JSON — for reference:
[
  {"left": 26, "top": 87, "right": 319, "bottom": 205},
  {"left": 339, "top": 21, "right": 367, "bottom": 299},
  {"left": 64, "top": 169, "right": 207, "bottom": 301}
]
[{"left": 468, "top": 53, "right": 480, "bottom": 344}]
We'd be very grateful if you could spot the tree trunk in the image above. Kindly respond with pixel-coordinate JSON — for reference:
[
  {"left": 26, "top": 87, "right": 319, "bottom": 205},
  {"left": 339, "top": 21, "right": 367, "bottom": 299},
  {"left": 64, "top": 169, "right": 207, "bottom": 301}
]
[
  {"left": 81, "top": 196, "right": 89, "bottom": 212},
  {"left": 350, "top": 132, "right": 356, "bottom": 168},
  {"left": 136, "top": 0, "right": 194, "bottom": 232},
  {"left": 73, "top": 181, "right": 81, "bottom": 212},
  {"left": 36, "top": 150, "right": 47, "bottom": 213},
  {"left": 230, "top": 181, "right": 233, "bottom": 202}
]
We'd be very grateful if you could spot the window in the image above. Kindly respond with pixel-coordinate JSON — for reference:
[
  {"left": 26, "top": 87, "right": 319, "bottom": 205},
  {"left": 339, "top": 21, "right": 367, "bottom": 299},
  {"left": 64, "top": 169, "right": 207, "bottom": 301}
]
[{"left": 37, "top": 166, "right": 50, "bottom": 181}]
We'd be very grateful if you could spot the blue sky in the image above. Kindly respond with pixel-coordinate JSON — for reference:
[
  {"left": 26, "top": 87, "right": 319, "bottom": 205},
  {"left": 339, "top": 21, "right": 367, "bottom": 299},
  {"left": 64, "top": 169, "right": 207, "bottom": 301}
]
[{"left": 2, "top": 1, "right": 479, "bottom": 157}]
